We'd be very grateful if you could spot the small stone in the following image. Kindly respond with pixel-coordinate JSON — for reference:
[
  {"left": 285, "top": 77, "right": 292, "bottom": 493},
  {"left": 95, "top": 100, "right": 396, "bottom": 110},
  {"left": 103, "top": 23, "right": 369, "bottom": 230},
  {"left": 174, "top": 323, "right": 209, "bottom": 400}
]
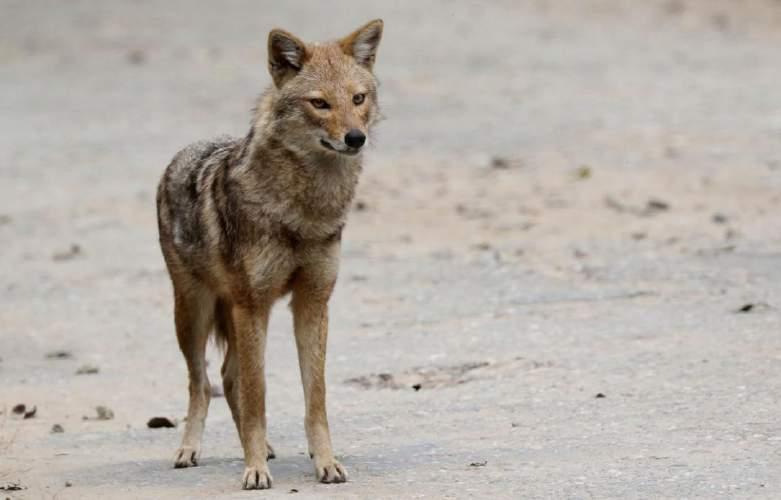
[
  {"left": 645, "top": 199, "right": 670, "bottom": 214},
  {"left": 575, "top": 165, "right": 592, "bottom": 179},
  {"left": 84, "top": 406, "right": 114, "bottom": 421},
  {"left": 126, "top": 49, "right": 146, "bottom": 65},
  {"left": 51, "top": 424, "right": 65, "bottom": 433},
  {"left": 75, "top": 364, "right": 99, "bottom": 375},
  {"left": 0, "top": 482, "right": 24, "bottom": 491},
  {"left": 147, "top": 417, "right": 177, "bottom": 429},
  {"left": 45, "top": 350, "right": 73, "bottom": 360},
  {"left": 735, "top": 303, "right": 770, "bottom": 314},
  {"left": 490, "top": 156, "right": 510, "bottom": 169},
  {"left": 711, "top": 213, "right": 728, "bottom": 224},
  {"left": 52, "top": 244, "right": 82, "bottom": 262}
]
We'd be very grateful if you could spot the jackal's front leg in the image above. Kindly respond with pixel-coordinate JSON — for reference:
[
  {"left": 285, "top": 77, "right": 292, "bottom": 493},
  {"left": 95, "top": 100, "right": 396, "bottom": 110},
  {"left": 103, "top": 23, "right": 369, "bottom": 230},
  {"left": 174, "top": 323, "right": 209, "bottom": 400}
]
[
  {"left": 292, "top": 284, "right": 347, "bottom": 484},
  {"left": 233, "top": 304, "right": 273, "bottom": 489}
]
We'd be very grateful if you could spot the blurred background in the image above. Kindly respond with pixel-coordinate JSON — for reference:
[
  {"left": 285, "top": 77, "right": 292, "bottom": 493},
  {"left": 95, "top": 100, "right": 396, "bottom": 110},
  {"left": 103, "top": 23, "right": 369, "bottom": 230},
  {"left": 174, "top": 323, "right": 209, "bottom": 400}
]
[{"left": 1, "top": 1, "right": 780, "bottom": 498}]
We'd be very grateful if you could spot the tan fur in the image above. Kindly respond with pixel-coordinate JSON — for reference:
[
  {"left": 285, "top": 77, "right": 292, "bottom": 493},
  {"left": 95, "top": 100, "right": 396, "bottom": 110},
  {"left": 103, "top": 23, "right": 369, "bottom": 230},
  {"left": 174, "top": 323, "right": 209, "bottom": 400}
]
[{"left": 156, "top": 19, "right": 383, "bottom": 489}]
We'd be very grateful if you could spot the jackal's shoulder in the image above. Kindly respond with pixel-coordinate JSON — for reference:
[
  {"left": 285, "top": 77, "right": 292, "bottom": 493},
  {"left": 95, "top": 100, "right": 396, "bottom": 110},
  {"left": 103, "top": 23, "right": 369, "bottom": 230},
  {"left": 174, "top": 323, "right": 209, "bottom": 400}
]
[
  {"left": 156, "top": 135, "right": 240, "bottom": 236},
  {"left": 163, "top": 136, "right": 239, "bottom": 184}
]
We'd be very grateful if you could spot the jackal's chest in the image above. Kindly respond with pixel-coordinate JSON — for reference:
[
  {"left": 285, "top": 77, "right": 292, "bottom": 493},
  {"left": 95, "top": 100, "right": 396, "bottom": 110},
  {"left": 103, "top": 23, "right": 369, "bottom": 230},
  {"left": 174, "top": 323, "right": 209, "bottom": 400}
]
[
  {"left": 234, "top": 228, "right": 339, "bottom": 297},
  {"left": 239, "top": 243, "right": 298, "bottom": 295}
]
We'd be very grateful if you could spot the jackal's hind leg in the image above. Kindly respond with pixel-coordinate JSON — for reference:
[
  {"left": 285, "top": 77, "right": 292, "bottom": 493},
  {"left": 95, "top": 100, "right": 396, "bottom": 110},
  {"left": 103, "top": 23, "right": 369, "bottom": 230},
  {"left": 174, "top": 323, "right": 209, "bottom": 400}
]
[{"left": 173, "top": 285, "right": 215, "bottom": 468}]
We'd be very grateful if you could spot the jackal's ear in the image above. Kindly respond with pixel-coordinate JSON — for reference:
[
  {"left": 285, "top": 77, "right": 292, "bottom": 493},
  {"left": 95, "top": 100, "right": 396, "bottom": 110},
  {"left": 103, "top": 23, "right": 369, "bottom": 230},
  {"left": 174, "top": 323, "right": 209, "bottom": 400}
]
[
  {"left": 339, "top": 19, "right": 383, "bottom": 70},
  {"left": 268, "top": 29, "right": 308, "bottom": 87}
]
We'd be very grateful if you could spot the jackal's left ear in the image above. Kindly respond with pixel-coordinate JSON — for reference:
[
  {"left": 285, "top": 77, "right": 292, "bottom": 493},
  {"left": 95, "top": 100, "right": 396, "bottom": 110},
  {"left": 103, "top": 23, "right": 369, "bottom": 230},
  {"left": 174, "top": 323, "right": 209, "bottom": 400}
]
[
  {"left": 268, "top": 29, "right": 309, "bottom": 87},
  {"left": 339, "top": 19, "right": 383, "bottom": 70}
]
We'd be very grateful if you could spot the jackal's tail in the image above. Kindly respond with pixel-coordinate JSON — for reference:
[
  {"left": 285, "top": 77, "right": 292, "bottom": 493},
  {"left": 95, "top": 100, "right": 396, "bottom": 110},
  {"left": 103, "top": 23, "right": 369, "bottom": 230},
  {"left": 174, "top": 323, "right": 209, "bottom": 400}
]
[{"left": 213, "top": 298, "right": 232, "bottom": 352}]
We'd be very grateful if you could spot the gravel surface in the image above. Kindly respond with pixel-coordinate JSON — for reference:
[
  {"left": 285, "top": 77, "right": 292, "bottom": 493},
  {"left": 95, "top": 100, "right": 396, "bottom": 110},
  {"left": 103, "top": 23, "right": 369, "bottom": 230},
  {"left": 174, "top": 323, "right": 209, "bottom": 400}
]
[{"left": 1, "top": 1, "right": 780, "bottom": 498}]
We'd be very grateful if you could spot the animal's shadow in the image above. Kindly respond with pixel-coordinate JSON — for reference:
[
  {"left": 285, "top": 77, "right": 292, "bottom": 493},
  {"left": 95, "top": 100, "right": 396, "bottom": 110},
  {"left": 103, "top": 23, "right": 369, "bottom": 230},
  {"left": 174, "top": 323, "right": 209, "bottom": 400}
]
[{"left": 74, "top": 454, "right": 315, "bottom": 489}]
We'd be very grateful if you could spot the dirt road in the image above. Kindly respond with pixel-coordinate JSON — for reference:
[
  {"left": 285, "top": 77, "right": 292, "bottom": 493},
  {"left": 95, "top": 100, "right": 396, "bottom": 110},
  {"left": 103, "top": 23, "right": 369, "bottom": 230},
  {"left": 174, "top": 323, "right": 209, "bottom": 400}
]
[{"left": 2, "top": 1, "right": 780, "bottom": 498}]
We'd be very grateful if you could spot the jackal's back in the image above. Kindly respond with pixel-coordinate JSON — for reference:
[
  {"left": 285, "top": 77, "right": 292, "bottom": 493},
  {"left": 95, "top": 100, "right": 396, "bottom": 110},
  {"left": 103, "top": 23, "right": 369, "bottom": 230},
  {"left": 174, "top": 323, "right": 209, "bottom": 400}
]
[{"left": 156, "top": 136, "right": 240, "bottom": 274}]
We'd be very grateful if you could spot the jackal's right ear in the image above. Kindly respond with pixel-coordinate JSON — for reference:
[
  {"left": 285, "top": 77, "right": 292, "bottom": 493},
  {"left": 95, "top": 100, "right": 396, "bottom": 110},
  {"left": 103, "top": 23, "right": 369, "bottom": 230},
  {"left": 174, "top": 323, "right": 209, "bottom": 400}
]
[{"left": 268, "top": 29, "right": 308, "bottom": 87}]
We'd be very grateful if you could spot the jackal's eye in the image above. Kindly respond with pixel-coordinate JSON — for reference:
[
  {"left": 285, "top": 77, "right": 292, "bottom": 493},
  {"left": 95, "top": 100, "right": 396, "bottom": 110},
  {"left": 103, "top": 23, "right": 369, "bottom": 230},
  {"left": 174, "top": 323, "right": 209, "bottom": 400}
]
[
  {"left": 352, "top": 93, "right": 366, "bottom": 105},
  {"left": 309, "top": 98, "right": 330, "bottom": 110}
]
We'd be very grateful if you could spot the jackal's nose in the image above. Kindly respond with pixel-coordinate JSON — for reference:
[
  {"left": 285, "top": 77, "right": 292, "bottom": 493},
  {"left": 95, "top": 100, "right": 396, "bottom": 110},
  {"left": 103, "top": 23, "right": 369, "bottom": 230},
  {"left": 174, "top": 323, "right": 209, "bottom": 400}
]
[{"left": 344, "top": 129, "right": 366, "bottom": 149}]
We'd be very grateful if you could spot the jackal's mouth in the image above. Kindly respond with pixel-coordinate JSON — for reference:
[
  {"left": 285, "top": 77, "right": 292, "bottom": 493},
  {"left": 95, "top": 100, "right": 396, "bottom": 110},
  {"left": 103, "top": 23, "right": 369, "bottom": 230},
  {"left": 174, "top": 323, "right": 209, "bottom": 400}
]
[{"left": 320, "top": 139, "right": 360, "bottom": 156}]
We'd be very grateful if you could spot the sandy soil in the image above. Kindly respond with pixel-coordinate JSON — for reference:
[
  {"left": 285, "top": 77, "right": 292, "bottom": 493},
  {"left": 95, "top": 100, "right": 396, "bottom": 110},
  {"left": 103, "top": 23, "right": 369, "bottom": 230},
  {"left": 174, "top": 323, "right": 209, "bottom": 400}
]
[{"left": 1, "top": 1, "right": 781, "bottom": 498}]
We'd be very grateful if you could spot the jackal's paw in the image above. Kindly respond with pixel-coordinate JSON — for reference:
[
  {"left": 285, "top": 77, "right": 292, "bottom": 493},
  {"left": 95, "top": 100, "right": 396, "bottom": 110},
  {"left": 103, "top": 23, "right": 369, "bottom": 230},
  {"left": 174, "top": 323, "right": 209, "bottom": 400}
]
[
  {"left": 173, "top": 446, "right": 199, "bottom": 468},
  {"left": 314, "top": 458, "right": 348, "bottom": 484},
  {"left": 266, "top": 441, "right": 276, "bottom": 460},
  {"left": 242, "top": 464, "right": 273, "bottom": 490}
]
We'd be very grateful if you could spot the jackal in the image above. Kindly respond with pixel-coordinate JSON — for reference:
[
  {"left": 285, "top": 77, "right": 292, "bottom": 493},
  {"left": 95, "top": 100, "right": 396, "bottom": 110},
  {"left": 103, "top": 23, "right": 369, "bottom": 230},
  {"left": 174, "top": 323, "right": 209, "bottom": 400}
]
[{"left": 156, "top": 19, "right": 383, "bottom": 489}]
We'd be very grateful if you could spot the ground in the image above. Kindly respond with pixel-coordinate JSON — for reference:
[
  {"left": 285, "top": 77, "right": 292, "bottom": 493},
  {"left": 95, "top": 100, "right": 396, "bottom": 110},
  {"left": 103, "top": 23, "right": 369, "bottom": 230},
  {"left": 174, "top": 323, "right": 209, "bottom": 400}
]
[{"left": 1, "top": 1, "right": 781, "bottom": 498}]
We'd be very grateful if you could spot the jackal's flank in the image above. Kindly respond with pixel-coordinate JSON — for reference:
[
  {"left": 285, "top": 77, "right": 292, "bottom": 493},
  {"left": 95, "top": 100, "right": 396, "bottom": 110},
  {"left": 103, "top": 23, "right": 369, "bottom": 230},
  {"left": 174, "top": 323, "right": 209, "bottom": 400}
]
[{"left": 156, "top": 19, "right": 384, "bottom": 490}]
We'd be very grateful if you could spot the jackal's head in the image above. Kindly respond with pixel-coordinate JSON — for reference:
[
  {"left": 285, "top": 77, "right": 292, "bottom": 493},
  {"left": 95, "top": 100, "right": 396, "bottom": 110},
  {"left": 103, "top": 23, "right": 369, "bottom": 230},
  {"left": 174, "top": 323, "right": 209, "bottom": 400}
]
[{"left": 264, "top": 20, "right": 383, "bottom": 157}]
